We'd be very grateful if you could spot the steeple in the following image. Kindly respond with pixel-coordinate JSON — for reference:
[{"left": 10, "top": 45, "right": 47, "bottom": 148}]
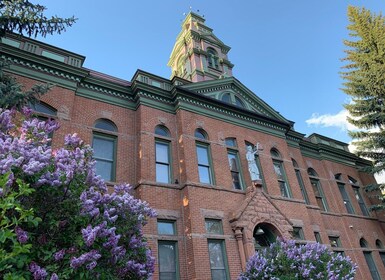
[{"left": 168, "top": 12, "right": 234, "bottom": 82}]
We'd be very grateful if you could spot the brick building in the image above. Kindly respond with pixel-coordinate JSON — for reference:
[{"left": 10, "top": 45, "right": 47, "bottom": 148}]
[{"left": 1, "top": 12, "right": 385, "bottom": 280}]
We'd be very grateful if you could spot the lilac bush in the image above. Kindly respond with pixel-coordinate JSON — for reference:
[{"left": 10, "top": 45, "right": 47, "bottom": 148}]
[
  {"left": 239, "top": 238, "right": 356, "bottom": 280},
  {"left": 0, "top": 108, "right": 156, "bottom": 279}
]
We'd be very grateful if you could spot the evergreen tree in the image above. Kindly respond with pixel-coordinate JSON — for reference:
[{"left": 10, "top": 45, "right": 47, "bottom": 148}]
[
  {"left": 341, "top": 6, "right": 385, "bottom": 211},
  {"left": 0, "top": 0, "right": 76, "bottom": 109}
]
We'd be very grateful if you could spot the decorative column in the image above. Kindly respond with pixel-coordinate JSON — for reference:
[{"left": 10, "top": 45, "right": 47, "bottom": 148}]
[{"left": 234, "top": 228, "right": 246, "bottom": 271}]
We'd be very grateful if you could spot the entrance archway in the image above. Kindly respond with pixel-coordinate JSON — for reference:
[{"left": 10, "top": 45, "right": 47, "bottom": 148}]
[{"left": 253, "top": 223, "right": 279, "bottom": 250}]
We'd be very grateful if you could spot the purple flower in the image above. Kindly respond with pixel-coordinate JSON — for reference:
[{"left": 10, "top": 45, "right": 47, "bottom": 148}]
[
  {"left": 15, "top": 226, "right": 28, "bottom": 244},
  {"left": 29, "top": 262, "right": 47, "bottom": 280},
  {"left": 53, "top": 249, "right": 66, "bottom": 261}
]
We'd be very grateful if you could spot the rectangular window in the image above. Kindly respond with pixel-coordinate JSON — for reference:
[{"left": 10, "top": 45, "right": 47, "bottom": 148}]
[
  {"left": 196, "top": 144, "right": 213, "bottom": 184},
  {"left": 380, "top": 252, "right": 385, "bottom": 267},
  {"left": 93, "top": 134, "right": 116, "bottom": 182},
  {"left": 310, "top": 178, "right": 328, "bottom": 211},
  {"left": 227, "top": 151, "right": 243, "bottom": 190},
  {"left": 353, "top": 187, "right": 369, "bottom": 216},
  {"left": 364, "top": 252, "right": 381, "bottom": 280},
  {"left": 158, "top": 241, "right": 178, "bottom": 280},
  {"left": 295, "top": 169, "right": 309, "bottom": 204},
  {"left": 205, "top": 219, "right": 223, "bottom": 235},
  {"left": 156, "top": 141, "right": 171, "bottom": 183},
  {"left": 158, "top": 220, "right": 176, "bottom": 235},
  {"left": 338, "top": 183, "right": 355, "bottom": 214},
  {"left": 292, "top": 227, "right": 304, "bottom": 240},
  {"left": 329, "top": 236, "right": 341, "bottom": 248},
  {"left": 208, "top": 240, "right": 229, "bottom": 280},
  {"left": 314, "top": 232, "right": 322, "bottom": 243},
  {"left": 273, "top": 160, "right": 291, "bottom": 198}
]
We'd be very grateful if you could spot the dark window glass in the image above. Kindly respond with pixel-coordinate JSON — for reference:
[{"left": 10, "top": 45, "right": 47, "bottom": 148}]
[
  {"left": 329, "top": 236, "right": 341, "bottom": 248},
  {"left": 93, "top": 135, "right": 116, "bottom": 181},
  {"left": 228, "top": 152, "right": 243, "bottom": 190},
  {"left": 196, "top": 144, "right": 212, "bottom": 184},
  {"left": 195, "top": 129, "right": 207, "bottom": 140},
  {"left": 314, "top": 232, "right": 322, "bottom": 243},
  {"left": 353, "top": 187, "right": 369, "bottom": 216},
  {"left": 273, "top": 160, "right": 290, "bottom": 198},
  {"left": 295, "top": 169, "right": 309, "bottom": 204},
  {"left": 208, "top": 240, "right": 228, "bottom": 280},
  {"left": 158, "top": 220, "right": 176, "bottom": 235},
  {"left": 338, "top": 183, "right": 355, "bottom": 214},
  {"left": 205, "top": 219, "right": 223, "bottom": 235},
  {"left": 159, "top": 241, "right": 178, "bottom": 280},
  {"left": 221, "top": 93, "right": 231, "bottom": 103},
  {"left": 364, "top": 252, "right": 381, "bottom": 280},
  {"left": 94, "top": 119, "right": 117, "bottom": 132},
  {"left": 156, "top": 141, "right": 171, "bottom": 183},
  {"left": 379, "top": 252, "right": 385, "bottom": 268},
  {"left": 30, "top": 102, "right": 57, "bottom": 116},
  {"left": 155, "top": 125, "right": 170, "bottom": 137},
  {"left": 376, "top": 239, "right": 384, "bottom": 249},
  {"left": 234, "top": 96, "right": 245, "bottom": 108},
  {"left": 292, "top": 227, "right": 304, "bottom": 240},
  {"left": 310, "top": 178, "right": 327, "bottom": 211},
  {"left": 225, "top": 138, "right": 236, "bottom": 147}
]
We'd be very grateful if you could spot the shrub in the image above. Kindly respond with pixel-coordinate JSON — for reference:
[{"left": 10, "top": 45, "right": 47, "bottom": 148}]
[
  {"left": 238, "top": 238, "right": 356, "bottom": 280},
  {"left": 0, "top": 108, "right": 156, "bottom": 279}
]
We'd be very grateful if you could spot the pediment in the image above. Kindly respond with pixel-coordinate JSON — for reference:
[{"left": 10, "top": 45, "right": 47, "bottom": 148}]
[{"left": 180, "top": 77, "right": 290, "bottom": 123}]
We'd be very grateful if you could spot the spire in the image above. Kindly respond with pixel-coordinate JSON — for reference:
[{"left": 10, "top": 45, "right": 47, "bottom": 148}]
[{"left": 168, "top": 12, "right": 234, "bottom": 82}]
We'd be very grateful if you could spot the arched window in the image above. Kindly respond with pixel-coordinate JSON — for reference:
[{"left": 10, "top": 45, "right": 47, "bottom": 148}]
[
  {"left": 195, "top": 128, "right": 208, "bottom": 140},
  {"left": 94, "top": 119, "right": 117, "bottom": 132},
  {"left": 92, "top": 119, "right": 117, "bottom": 182},
  {"left": 292, "top": 159, "right": 309, "bottom": 204},
  {"left": 30, "top": 101, "right": 57, "bottom": 116},
  {"left": 195, "top": 129, "right": 213, "bottom": 184},
  {"left": 207, "top": 47, "right": 219, "bottom": 69},
  {"left": 155, "top": 125, "right": 172, "bottom": 184},
  {"left": 271, "top": 149, "right": 291, "bottom": 198},
  {"left": 253, "top": 223, "right": 278, "bottom": 250},
  {"left": 348, "top": 176, "right": 369, "bottom": 216},
  {"left": 30, "top": 102, "right": 57, "bottom": 145},
  {"left": 308, "top": 168, "right": 328, "bottom": 211},
  {"left": 376, "top": 239, "right": 385, "bottom": 268},
  {"left": 335, "top": 173, "right": 354, "bottom": 214},
  {"left": 234, "top": 96, "right": 245, "bottom": 108},
  {"left": 361, "top": 238, "right": 381, "bottom": 279},
  {"left": 220, "top": 92, "right": 246, "bottom": 108},
  {"left": 221, "top": 92, "right": 231, "bottom": 103},
  {"left": 155, "top": 125, "right": 170, "bottom": 137}
]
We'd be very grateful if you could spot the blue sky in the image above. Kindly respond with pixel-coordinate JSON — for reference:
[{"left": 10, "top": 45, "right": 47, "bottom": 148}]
[{"left": 35, "top": 0, "right": 384, "bottom": 144}]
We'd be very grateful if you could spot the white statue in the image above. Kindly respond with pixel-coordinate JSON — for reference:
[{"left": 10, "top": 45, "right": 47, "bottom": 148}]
[{"left": 246, "top": 144, "right": 261, "bottom": 181}]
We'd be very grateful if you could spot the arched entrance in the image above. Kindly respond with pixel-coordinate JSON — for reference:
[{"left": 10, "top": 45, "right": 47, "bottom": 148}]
[{"left": 253, "top": 223, "right": 279, "bottom": 250}]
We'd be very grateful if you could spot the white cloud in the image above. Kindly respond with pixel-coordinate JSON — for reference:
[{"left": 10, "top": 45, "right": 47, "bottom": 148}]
[{"left": 305, "top": 109, "right": 358, "bottom": 131}]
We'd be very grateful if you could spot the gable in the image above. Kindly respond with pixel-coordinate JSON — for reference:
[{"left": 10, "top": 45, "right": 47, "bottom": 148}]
[{"left": 180, "top": 77, "right": 290, "bottom": 123}]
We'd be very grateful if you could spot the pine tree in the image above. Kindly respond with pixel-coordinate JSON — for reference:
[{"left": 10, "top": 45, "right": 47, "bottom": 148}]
[
  {"left": 0, "top": 0, "right": 76, "bottom": 109},
  {"left": 341, "top": 6, "right": 385, "bottom": 211}
]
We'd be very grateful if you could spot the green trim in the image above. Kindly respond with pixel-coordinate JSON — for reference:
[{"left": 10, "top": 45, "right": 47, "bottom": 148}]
[
  {"left": 76, "top": 87, "right": 135, "bottom": 110},
  {"left": 6, "top": 65, "right": 78, "bottom": 90}
]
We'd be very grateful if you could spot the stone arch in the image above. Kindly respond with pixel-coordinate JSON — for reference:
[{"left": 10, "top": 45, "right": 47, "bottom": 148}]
[{"left": 230, "top": 183, "right": 292, "bottom": 270}]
